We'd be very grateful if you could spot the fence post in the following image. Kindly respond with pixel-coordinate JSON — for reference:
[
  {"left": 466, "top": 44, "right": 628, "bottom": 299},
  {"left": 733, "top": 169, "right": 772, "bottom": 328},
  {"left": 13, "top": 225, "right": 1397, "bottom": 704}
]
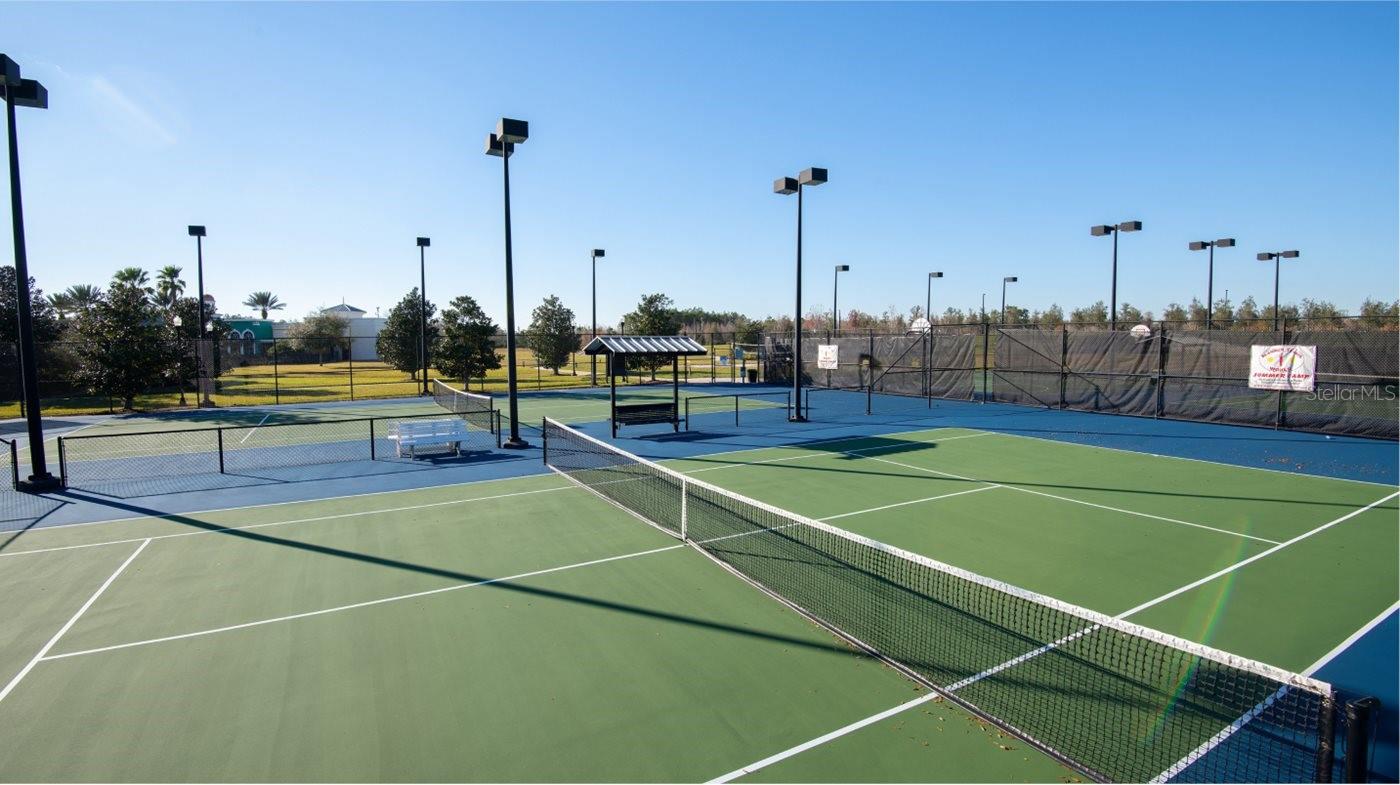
[
  {"left": 348, "top": 343, "right": 355, "bottom": 400},
  {"left": 981, "top": 322, "right": 990, "bottom": 403},
  {"left": 272, "top": 338, "right": 281, "bottom": 405},
  {"left": 1276, "top": 316, "right": 1287, "bottom": 429},
  {"left": 1059, "top": 324, "right": 1068, "bottom": 409},
  {"left": 1155, "top": 320, "right": 1167, "bottom": 418}
]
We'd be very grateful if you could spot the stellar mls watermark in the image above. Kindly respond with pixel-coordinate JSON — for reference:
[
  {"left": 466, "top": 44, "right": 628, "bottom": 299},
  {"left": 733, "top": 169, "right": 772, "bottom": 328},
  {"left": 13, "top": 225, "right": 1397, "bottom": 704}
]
[{"left": 1302, "top": 386, "right": 1398, "bottom": 402}]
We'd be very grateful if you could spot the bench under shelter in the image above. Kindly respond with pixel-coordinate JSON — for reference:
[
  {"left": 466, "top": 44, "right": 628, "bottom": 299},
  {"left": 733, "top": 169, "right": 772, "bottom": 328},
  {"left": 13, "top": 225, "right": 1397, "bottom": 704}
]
[{"left": 583, "top": 336, "right": 709, "bottom": 437}]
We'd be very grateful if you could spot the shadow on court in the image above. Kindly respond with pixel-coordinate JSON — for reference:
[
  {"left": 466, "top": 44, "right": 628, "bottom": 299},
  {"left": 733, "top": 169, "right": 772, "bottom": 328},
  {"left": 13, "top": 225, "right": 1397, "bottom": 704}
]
[{"left": 59, "top": 490, "right": 865, "bottom": 661}]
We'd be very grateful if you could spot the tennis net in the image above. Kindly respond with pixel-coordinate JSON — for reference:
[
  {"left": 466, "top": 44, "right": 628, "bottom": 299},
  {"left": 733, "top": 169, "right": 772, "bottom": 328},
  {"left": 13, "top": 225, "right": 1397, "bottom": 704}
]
[
  {"left": 432, "top": 380, "right": 496, "bottom": 433},
  {"left": 540, "top": 417, "right": 1338, "bottom": 783}
]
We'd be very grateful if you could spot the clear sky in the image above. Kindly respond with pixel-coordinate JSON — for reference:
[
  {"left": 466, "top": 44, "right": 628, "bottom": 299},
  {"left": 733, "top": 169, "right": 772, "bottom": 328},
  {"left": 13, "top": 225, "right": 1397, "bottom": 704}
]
[{"left": 3, "top": 1, "right": 1396, "bottom": 327}]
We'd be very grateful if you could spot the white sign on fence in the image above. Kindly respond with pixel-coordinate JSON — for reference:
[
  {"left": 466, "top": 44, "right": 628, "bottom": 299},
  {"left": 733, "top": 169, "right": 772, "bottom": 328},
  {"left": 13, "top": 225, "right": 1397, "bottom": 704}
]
[
  {"left": 817, "top": 344, "right": 839, "bottom": 370},
  {"left": 1249, "top": 345, "right": 1317, "bottom": 392}
]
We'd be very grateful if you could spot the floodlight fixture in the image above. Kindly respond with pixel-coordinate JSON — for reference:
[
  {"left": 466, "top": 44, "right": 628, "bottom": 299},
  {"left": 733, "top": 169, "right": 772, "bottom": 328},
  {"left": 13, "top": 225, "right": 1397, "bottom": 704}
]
[
  {"left": 1257, "top": 250, "right": 1302, "bottom": 331},
  {"left": 0, "top": 54, "right": 19, "bottom": 86},
  {"left": 798, "top": 167, "right": 828, "bottom": 186},
  {"left": 416, "top": 237, "right": 430, "bottom": 248},
  {"left": 1001, "top": 276, "right": 1018, "bottom": 325},
  {"left": 1091, "top": 219, "right": 1143, "bottom": 329},
  {"left": 832, "top": 264, "right": 851, "bottom": 332},
  {"left": 773, "top": 177, "right": 798, "bottom": 195},
  {"left": 188, "top": 225, "right": 206, "bottom": 237},
  {"left": 590, "top": 248, "right": 606, "bottom": 385},
  {"left": 496, "top": 117, "right": 528, "bottom": 145},
  {"left": 1189, "top": 237, "right": 1235, "bottom": 328}
]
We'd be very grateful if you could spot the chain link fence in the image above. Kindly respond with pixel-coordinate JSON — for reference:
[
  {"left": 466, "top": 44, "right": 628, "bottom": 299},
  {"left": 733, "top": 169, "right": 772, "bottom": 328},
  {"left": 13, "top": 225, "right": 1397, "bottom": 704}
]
[{"left": 769, "top": 317, "right": 1398, "bottom": 439}]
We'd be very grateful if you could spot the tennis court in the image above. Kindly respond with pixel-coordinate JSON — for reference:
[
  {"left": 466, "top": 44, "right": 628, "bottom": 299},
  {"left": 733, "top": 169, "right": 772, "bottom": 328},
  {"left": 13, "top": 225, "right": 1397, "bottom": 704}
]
[{"left": 0, "top": 386, "right": 1393, "bottom": 782}]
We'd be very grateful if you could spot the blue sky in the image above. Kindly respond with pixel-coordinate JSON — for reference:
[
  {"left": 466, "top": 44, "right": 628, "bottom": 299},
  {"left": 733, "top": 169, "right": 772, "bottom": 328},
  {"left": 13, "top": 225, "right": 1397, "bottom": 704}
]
[{"left": 4, "top": 1, "right": 1396, "bottom": 326}]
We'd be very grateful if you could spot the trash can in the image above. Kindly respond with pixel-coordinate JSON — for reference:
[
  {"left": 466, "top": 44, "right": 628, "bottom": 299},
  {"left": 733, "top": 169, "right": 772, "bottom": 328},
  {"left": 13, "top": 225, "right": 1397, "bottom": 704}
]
[{"left": 746, "top": 369, "right": 758, "bottom": 384}]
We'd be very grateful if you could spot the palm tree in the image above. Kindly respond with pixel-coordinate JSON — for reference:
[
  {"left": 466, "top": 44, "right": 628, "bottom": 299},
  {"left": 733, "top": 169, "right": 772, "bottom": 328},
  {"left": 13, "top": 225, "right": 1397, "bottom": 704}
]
[
  {"left": 155, "top": 266, "right": 185, "bottom": 309},
  {"left": 113, "top": 267, "right": 152, "bottom": 294},
  {"left": 46, "top": 291, "right": 75, "bottom": 318},
  {"left": 62, "top": 284, "right": 101, "bottom": 312},
  {"left": 243, "top": 291, "right": 286, "bottom": 320}
]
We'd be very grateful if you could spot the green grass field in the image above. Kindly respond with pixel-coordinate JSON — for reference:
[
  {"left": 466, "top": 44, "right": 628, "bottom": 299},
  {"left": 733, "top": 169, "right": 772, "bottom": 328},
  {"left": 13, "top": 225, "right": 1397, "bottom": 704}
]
[
  {"left": 1, "top": 423, "right": 1393, "bottom": 781},
  {"left": 4, "top": 345, "right": 757, "bottom": 418}
]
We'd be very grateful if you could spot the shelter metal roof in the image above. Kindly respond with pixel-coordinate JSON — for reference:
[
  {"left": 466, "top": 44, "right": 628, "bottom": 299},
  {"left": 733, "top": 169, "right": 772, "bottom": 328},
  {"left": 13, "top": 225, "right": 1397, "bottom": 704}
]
[{"left": 583, "top": 335, "right": 708, "bottom": 356}]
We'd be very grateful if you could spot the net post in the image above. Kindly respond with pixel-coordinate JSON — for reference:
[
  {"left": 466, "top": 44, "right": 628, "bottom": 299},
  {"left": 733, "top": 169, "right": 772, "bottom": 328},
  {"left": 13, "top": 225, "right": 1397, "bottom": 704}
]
[
  {"left": 866, "top": 382, "right": 872, "bottom": 416},
  {"left": 216, "top": 428, "right": 226, "bottom": 474},
  {"left": 369, "top": 418, "right": 376, "bottom": 461},
  {"left": 1316, "top": 690, "right": 1338, "bottom": 783},
  {"left": 495, "top": 411, "right": 502, "bottom": 448},
  {"left": 1342, "top": 696, "right": 1377, "bottom": 783},
  {"left": 541, "top": 418, "right": 548, "bottom": 464},
  {"left": 734, "top": 395, "right": 740, "bottom": 426},
  {"left": 55, "top": 437, "right": 65, "bottom": 488}
]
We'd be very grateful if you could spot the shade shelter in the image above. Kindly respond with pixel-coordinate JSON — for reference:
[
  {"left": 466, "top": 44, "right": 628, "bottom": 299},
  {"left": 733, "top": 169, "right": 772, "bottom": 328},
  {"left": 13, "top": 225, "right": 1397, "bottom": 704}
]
[{"left": 583, "top": 336, "right": 708, "bottom": 437}]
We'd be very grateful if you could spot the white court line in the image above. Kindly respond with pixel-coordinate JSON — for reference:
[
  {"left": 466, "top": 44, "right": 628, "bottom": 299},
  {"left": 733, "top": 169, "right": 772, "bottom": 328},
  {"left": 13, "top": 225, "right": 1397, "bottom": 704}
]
[
  {"left": 1150, "top": 597, "right": 1400, "bottom": 783},
  {"left": 707, "top": 489, "right": 1398, "bottom": 784},
  {"left": 237, "top": 413, "right": 273, "bottom": 444},
  {"left": 817, "top": 485, "right": 999, "bottom": 522},
  {"left": 0, "top": 538, "right": 150, "bottom": 705},
  {"left": 985, "top": 430, "right": 1400, "bottom": 490},
  {"left": 706, "top": 692, "right": 942, "bottom": 784},
  {"left": 42, "top": 542, "right": 683, "bottom": 662},
  {"left": 1303, "top": 599, "right": 1400, "bottom": 676},
  {"left": 854, "top": 450, "right": 1281, "bottom": 545},
  {"left": 0, "top": 484, "right": 578, "bottom": 558}
]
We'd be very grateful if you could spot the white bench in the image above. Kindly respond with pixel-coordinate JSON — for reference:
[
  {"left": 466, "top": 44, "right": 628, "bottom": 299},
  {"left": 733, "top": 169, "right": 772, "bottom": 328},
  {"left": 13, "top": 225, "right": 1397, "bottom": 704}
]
[{"left": 387, "top": 418, "right": 475, "bottom": 458}]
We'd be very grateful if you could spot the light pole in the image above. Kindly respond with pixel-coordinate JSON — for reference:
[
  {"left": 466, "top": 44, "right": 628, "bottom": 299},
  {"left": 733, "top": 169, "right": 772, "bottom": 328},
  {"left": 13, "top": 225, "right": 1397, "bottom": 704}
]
[
  {"left": 1256, "top": 250, "right": 1300, "bottom": 332},
  {"left": 1188, "top": 238, "right": 1235, "bottom": 329},
  {"left": 832, "top": 264, "right": 849, "bottom": 332},
  {"left": 925, "top": 272, "right": 943, "bottom": 326},
  {"left": 980, "top": 293, "right": 986, "bottom": 323},
  {"left": 590, "top": 248, "right": 604, "bottom": 386},
  {"left": 2, "top": 54, "right": 57, "bottom": 490},
  {"left": 774, "top": 167, "right": 827, "bottom": 422},
  {"left": 416, "top": 237, "right": 431, "bottom": 395},
  {"left": 1001, "top": 276, "right": 1018, "bottom": 324},
  {"left": 485, "top": 118, "right": 530, "bottom": 449},
  {"left": 187, "top": 225, "right": 212, "bottom": 407},
  {"left": 1090, "top": 220, "right": 1142, "bottom": 330}
]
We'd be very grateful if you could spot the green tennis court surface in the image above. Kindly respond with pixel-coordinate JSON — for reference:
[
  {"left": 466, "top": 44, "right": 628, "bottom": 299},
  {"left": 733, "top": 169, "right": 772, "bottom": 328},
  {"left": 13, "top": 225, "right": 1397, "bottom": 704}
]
[{"left": 0, "top": 423, "right": 1393, "bottom": 781}]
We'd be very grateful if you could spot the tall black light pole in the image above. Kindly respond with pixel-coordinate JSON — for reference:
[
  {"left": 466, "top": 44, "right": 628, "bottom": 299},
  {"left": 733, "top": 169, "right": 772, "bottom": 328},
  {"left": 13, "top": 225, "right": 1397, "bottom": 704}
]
[
  {"left": 774, "top": 167, "right": 827, "bottom": 422},
  {"left": 925, "top": 271, "right": 943, "bottom": 326},
  {"left": 1256, "top": 250, "right": 1300, "bottom": 332},
  {"left": 980, "top": 293, "right": 986, "bottom": 323},
  {"left": 1188, "top": 238, "right": 1235, "bottom": 329},
  {"left": 832, "top": 264, "right": 849, "bottom": 332},
  {"left": 2, "top": 55, "right": 57, "bottom": 491},
  {"left": 485, "top": 118, "right": 530, "bottom": 448},
  {"left": 187, "top": 225, "right": 212, "bottom": 407},
  {"left": 416, "top": 237, "right": 431, "bottom": 395},
  {"left": 1090, "top": 220, "right": 1142, "bottom": 330},
  {"left": 1001, "top": 276, "right": 1018, "bottom": 324},
  {"left": 590, "top": 248, "right": 604, "bottom": 386}
]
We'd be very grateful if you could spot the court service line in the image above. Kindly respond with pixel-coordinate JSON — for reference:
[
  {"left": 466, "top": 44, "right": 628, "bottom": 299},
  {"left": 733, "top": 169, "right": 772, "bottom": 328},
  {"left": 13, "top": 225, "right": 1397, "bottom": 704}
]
[
  {"left": 0, "top": 484, "right": 579, "bottom": 558},
  {"left": 237, "top": 413, "right": 273, "bottom": 444},
  {"left": 708, "top": 488, "right": 1398, "bottom": 784},
  {"left": 0, "top": 538, "right": 150, "bottom": 705},
  {"left": 853, "top": 451, "right": 1282, "bottom": 545},
  {"left": 41, "top": 542, "right": 684, "bottom": 662},
  {"left": 817, "top": 485, "right": 999, "bottom": 522}
]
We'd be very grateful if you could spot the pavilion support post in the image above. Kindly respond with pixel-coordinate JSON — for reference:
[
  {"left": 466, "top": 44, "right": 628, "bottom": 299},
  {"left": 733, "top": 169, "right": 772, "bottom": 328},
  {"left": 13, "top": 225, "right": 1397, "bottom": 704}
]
[
  {"left": 609, "top": 352, "right": 618, "bottom": 438},
  {"left": 672, "top": 354, "right": 680, "bottom": 432}
]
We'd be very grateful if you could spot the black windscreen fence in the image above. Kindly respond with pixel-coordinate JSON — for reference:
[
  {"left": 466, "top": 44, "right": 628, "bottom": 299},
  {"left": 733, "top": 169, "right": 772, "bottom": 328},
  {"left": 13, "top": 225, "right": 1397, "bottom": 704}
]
[{"left": 767, "top": 319, "right": 1397, "bottom": 440}]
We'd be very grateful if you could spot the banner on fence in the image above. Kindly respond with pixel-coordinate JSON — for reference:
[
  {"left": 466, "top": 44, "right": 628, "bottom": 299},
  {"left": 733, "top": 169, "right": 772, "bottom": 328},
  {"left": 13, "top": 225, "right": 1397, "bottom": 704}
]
[
  {"left": 817, "top": 344, "right": 839, "bottom": 370},
  {"left": 1249, "top": 345, "right": 1317, "bottom": 392}
]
